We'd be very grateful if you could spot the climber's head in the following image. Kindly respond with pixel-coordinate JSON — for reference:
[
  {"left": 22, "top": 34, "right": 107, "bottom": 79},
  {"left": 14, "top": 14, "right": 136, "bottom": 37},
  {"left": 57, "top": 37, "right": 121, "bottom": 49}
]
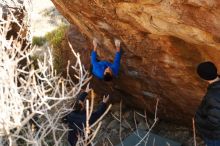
[
  {"left": 104, "top": 67, "right": 113, "bottom": 82},
  {"left": 197, "top": 61, "right": 219, "bottom": 83},
  {"left": 74, "top": 93, "right": 87, "bottom": 111},
  {"left": 74, "top": 100, "right": 85, "bottom": 111}
]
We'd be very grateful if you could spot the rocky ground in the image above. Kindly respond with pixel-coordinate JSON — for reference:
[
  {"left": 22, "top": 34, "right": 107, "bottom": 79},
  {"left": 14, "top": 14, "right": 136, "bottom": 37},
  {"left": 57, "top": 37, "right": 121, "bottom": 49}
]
[{"left": 93, "top": 103, "right": 205, "bottom": 146}]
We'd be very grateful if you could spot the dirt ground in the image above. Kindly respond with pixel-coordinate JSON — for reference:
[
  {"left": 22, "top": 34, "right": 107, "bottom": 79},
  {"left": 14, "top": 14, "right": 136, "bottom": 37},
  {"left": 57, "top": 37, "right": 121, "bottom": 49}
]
[{"left": 94, "top": 103, "right": 205, "bottom": 146}]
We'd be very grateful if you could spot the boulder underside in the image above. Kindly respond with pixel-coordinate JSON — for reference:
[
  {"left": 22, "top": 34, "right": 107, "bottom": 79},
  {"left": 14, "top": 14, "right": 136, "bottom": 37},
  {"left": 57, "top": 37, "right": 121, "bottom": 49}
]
[{"left": 51, "top": 0, "right": 220, "bottom": 125}]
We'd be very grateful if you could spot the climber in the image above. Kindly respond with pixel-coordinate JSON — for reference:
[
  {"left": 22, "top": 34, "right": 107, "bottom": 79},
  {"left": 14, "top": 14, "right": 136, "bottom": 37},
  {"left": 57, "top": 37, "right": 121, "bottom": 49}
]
[
  {"left": 62, "top": 89, "right": 109, "bottom": 146},
  {"left": 195, "top": 61, "right": 220, "bottom": 146},
  {"left": 90, "top": 38, "right": 122, "bottom": 81}
]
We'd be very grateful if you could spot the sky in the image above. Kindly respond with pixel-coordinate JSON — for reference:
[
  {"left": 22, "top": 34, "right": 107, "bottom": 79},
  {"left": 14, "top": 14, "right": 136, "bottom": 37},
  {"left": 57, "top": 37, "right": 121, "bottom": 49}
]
[{"left": 30, "top": 0, "right": 57, "bottom": 36}]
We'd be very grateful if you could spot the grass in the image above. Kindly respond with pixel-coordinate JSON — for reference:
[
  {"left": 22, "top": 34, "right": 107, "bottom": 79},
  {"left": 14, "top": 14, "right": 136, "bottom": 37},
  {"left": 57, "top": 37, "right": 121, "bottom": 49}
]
[
  {"left": 45, "top": 25, "right": 67, "bottom": 48},
  {"left": 32, "top": 36, "right": 47, "bottom": 46},
  {"left": 45, "top": 25, "right": 68, "bottom": 73}
]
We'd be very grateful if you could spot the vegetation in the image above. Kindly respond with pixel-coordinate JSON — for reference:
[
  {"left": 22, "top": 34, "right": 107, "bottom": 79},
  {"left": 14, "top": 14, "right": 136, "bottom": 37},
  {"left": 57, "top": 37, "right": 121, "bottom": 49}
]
[
  {"left": 45, "top": 25, "right": 67, "bottom": 48},
  {"left": 0, "top": 3, "right": 90, "bottom": 145},
  {"left": 32, "top": 36, "right": 47, "bottom": 46},
  {"left": 45, "top": 25, "right": 68, "bottom": 73}
]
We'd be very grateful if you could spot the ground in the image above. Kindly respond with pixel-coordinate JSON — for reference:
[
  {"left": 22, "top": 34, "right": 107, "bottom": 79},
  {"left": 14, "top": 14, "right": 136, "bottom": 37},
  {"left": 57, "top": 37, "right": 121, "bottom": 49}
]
[{"left": 94, "top": 103, "right": 205, "bottom": 146}]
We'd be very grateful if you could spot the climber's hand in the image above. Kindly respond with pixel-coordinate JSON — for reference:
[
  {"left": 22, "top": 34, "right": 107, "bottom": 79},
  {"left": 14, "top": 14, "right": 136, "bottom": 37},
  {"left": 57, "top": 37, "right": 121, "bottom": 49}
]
[
  {"left": 93, "top": 38, "right": 98, "bottom": 51},
  {"left": 103, "top": 95, "right": 109, "bottom": 103},
  {"left": 85, "top": 83, "right": 92, "bottom": 93},
  {"left": 114, "top": 39, "right": 120, "bottom": 52}
]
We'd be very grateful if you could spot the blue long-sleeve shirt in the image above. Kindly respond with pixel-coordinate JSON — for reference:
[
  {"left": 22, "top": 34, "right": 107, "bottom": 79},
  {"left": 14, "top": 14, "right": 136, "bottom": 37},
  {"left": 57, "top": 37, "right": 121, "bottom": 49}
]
[{"left": 91, "top": 50, "right": 121, "bottom": 79}]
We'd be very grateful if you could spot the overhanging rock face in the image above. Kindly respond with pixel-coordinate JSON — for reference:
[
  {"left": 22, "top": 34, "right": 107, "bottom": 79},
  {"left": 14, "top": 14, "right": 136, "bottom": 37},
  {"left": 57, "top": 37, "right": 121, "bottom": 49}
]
[{"left": 51, "top": 0, "right": 220, "bottom": 125}]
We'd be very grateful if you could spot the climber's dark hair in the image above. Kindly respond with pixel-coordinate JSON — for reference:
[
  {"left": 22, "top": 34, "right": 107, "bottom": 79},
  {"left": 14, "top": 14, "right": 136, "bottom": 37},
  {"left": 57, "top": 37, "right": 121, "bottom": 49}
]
[
  {"left": 73, "top": 100, "right": 84, "bottom": 111},
  {"left": 103, "top": 72, "right": 113, "bottom": 82}
]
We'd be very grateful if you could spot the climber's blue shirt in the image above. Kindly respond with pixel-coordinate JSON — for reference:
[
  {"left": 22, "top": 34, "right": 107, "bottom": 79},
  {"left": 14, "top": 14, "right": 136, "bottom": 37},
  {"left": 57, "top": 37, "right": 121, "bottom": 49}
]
[{"left": 91, "top": 50, "right": 122, "bottom": 79}]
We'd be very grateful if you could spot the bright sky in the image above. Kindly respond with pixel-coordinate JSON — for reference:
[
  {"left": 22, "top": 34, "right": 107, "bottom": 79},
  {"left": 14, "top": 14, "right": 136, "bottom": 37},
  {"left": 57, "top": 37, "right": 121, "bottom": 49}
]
[{"left": 30, "top": 0, "right": 57, "bottom": 36}]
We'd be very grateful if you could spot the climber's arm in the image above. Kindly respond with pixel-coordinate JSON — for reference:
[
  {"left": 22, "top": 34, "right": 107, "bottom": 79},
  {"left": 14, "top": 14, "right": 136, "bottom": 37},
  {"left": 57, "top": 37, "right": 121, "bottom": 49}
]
[
  {"left": 112, "top": 50, "right": 122, "bottom": 75},
  {"left": 91, "top": 51, "right": 98, "bottom": 66},
  {"left": 112, "top": 39, "right": 122, "bottom": 75},
  {"left": 91, "top": 38, "right": 98, "bottom": 65},
  {"left": 89, "top": 95, "right": 109, "bottom": 124},
  {"left": 93, "top": 38, "right": 98, "bottom": 52}
]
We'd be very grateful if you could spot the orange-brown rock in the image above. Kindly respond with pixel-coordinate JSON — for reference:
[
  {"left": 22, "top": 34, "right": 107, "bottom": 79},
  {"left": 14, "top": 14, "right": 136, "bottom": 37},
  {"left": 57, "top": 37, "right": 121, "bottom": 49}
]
[{"left": 51, "top": 0, "right": 220, "bottom": 125}]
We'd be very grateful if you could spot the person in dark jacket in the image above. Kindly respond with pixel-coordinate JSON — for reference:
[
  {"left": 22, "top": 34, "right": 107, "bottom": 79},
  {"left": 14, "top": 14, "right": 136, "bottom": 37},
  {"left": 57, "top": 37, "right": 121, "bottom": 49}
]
[
  {"left": 195, "top": 61, "right": 220, "bottom": 146},
  {"left": 62, "top": 91, "right": 109, "bottom": 146},
  {"left": 91, "top": 38, "right": 122, "bottom": 81}
]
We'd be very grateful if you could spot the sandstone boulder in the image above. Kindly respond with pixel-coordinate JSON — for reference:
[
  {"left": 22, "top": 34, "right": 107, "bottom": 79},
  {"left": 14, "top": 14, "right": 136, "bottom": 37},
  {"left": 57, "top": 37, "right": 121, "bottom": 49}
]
[{"left": 51, "top": 0, "right": 220, "bottom": 125}]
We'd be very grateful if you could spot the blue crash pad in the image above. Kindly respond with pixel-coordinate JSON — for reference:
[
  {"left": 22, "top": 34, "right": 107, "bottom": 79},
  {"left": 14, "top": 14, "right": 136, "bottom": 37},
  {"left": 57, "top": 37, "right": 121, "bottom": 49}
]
[{"left": 116, "top": 129, "right": 182, "bottom": 146}]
